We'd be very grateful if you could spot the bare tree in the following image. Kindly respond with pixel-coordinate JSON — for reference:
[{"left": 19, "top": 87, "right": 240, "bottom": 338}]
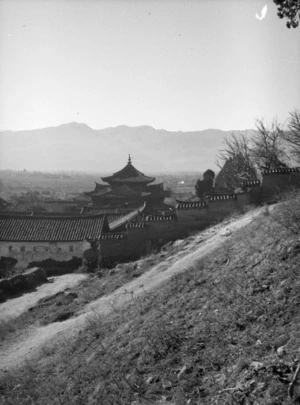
[
  {"left": 284, "top": 110, "right": 300, "bottom": 163},
  {"left": 252, "top": 118, "right": 288, "bottom": 170},
  {"left": 216, "top": 132, "right": 257, "bottom": 191},
  {"left": 215, "top": 132, "right": 257, "bottom": 191}
]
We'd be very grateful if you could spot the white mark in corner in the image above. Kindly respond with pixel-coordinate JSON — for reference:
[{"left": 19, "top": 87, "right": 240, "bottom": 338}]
[{"left": 256, "top": 4, "right": 268, "bottom": 20}]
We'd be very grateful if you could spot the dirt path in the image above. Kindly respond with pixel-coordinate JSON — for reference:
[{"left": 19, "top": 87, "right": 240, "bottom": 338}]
[
  {"left": 0, "top": 208, "right": 265, "bottom": 373},
  {"left": 0, "top": 274, "right": 88, "bottom": 323}
]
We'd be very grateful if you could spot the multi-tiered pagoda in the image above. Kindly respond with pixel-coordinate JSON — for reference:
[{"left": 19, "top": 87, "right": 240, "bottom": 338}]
[{"left": 85, "top": 155, "right": 170, "bottom": 209}]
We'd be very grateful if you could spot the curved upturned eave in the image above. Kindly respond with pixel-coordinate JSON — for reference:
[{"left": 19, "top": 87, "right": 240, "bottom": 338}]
[
  {"left": 101, "top": 162, "right": 155, "bottom": 185},
  {"left": 101, "top": 176, "right": 155, "bottom": 185}
]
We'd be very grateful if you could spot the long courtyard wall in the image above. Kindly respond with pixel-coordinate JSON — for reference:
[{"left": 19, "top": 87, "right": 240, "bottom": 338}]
[
  {"left": 1, "top": 168, "right": 300, "bottom": 269},
  {"left": 261, "top": 168, "right": 300, "bottom": 203},
  {"left": 99, "top": 169, "right": 300, "bottom": 264},
  {"left": 99, "top": 194, "right": 252, "bottom": 264},
  {"left": 0, "top": 240, "right": 89, "bottom": 270},
  {"left": 100, "top": 217, "right": 180, "bottom": 265}
]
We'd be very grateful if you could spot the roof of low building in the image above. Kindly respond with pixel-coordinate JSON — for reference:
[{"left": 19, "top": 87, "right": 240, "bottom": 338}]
[
  {"left": 0, "top": 197, "right": 9, "bottom": 210},
  {"left": 79, "top": 206, "right": 134, "bottom": 215},
  {"left": 146, "top": 183, "right": 171, "bottom": 198},
  {"left": 84, "top": 183, "right": 112, "bottom": 197},
  {"left": 0, "top": 214, "right": 109, "bottom": 242},
  {"left": 109, "top": 206, "right": 144, "bottom": 231},
  {"left": 101, "top": 155, "right": 155, "bottom": 185}
]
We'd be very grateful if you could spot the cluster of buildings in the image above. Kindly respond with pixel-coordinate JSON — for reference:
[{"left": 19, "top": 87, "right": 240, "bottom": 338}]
[{"left": 0, "top": 156, "right": 300, "bottom": 270}]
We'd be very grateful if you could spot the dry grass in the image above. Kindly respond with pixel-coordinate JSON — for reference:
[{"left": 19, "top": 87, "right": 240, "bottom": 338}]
[
  {"left": 0, "top": 251, "right": 172, "bottom": 343},
  {"left": 1, "top": 194, "right": 300, "bottom": 404}
]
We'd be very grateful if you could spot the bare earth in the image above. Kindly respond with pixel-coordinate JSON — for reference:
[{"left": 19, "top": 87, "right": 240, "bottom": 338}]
[
  {"left": 0, "top": 208, "right": 265, "bottom": 374},
  {"left": 0, "top": 273, "right": 88, "bottom": 323}
]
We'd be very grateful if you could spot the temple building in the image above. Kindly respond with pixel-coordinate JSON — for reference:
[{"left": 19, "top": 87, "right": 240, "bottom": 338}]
[{"left": 85, "top": 155, "right": 170, "bottom": 209}]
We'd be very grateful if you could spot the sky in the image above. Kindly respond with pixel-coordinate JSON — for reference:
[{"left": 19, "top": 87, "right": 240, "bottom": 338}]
[{"left": 0, "top": 0, "right": 299, "bottom": 132}]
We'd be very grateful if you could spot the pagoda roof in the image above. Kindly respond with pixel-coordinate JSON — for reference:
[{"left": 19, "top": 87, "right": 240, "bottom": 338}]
[
  {"left": 108, "top": 185, "right": 149, "bottom": 197},
  {"left": 101, "top": 155, "right": 155, "bottom": 185},
  {"left": 101, "top": 186, "right": 150, "bottom": 201},
  {"left": 84, "top": 183, "right": 112, "bottom": 197},
  {"left": 146, "top": 183, "right": 171, "bottom": 198},
  {"left": 146, "top": 183, "right": 164, "bottom": 191}
]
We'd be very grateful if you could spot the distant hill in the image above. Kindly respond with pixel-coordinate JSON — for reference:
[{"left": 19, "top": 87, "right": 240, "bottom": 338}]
[{"left": 0, "top": 123, "right": 255, "bottom": 173}]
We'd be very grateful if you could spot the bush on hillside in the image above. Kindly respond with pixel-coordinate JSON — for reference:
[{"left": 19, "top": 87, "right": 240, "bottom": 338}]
[
  {"left": 274, "top": 189, "right": 300, "bottom": 235},
  {"left": 27, "top": 257, "right": 82, "bottom": 276}
]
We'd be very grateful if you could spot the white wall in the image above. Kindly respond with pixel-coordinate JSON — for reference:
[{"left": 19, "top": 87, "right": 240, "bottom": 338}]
[{"left": 0, "top": 241, "right": 86, "bottom": 269}]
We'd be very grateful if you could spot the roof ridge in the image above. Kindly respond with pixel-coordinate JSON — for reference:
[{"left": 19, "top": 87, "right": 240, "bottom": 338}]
[{"left": 0, "top": 213, "right": 106, "bottom": 220}]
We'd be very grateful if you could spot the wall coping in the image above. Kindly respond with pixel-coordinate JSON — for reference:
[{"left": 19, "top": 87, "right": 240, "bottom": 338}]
[
  {"left": 263, "top": 167, "right": 300, "bottom": 175},
  {"left": 241, "top": 180, "right": 261, "bottom": 187},
  {"left": 100, "top": 233, "right": 127, "bottom": 240},
  {"left": 176, "top": 202, "right": 207, "bottom": 210},
  {"left": 144, "top": 214, "right": 177, "bottom": 221},
  {"left": 206, "top": 194, "right": 237, "bottom": 201},
  {"left": 126, "top": 222, "right": 147, "bottom": 228}
]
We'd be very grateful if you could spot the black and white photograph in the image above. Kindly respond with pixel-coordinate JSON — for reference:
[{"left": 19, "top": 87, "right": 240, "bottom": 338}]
[{"left": 0, "top": 0, "right": 300, "bottom": 403}]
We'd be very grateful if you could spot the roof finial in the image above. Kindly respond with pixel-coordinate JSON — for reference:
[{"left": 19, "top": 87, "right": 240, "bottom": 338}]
[{"left": 128, "top": 154, "right": 132, "bottom": 164}]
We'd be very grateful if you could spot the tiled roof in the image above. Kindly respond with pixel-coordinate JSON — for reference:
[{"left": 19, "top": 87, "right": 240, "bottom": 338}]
[
  {"left": 109, "top": 207, "right": 142, "bottom": 231},
  {"left": 262, "top": 167, "right": 300, "bottom": 175},
  {"left": 102, "top": 160, "right": 155, "bottom": 184},
  {"left": 80, "top": 206, "right": 136, "bottom": 215},
  {"left": 146, "top": 183, "right": 164, "bottom": 191},
  {"left": 0, "top": 210, "right": 121, "bottom": 218},
  {"left": 146, "top": 183, "right": 171, "bottom": 198},
  {"left": 0, "top": 214, "right": 108, "bottom": 242},
  {"left": 107, "top": 214, "right": 128, "bottom": 223},
  {"left": 85, "top": 183, "right": 112, "bottom": 197},
  {"left": 107, "top": 185, "right": 150, "bottom": 198},
  {"left": 14, "top": 199, "right": 78, "bottom": 204},
  {"left": 30, "top": 211, "right": 82, "bottom": 216},
  {"left": 0, "top": 197, "right": 9, "bottom": 209},
  {"left": 0, "top": 211, "right": 34, "bottom": 217},
  {"left": 176, "top": 202, "right": 207, "bottom": 210}
]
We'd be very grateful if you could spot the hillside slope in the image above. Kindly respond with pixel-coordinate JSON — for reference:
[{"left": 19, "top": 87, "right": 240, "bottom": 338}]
[
  {"left": 0, "top": 194, "right": 300, "bottom": 404},
  {"left": 0, "top": 207, "right": 261, "bottom": 373}
]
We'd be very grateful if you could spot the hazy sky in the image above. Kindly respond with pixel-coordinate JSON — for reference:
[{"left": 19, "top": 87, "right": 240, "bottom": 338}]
[{"left": 0, "top": 0, "right": 299, "bottom": 132}]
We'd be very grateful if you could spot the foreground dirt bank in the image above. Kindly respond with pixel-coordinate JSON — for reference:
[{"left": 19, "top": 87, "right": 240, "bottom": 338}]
[
  {"left": 0, "top": 208, "right": 265, "bottom": 373},
  {"left": 0, "top": 273, "right": 87, "bottom": 323}
]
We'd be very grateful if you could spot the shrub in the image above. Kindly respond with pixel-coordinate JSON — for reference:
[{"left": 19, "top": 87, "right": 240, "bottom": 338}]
[
  {"left": 28, "top": 257, "right": 82, "bottom": 276},
  {"left": 274, "top": 190, "right": 300, "bottom": 234}
]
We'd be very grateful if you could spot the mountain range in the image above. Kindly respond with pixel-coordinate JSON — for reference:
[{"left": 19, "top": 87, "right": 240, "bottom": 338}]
[{"left": 0, "top": 123, "right": 255, "bottom": 173}]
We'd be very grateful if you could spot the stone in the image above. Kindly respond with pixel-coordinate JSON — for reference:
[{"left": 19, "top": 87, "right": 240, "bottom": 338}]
[
  {"left": 250, "top": 361, "right": 264, "bottom": 371},
  {"left": 173, "top": 239, "right": 184, "bottom": 247},
  {"left": 277, "top": 346, "right": 286, "bottom": 357},
  {"left": 220, "top": 228, "right": 232, "bottom": 236},
  {"left": 177, "top": 365, "right": 187, "bottom": 379},
  {"left": 145, "top": 376, "right": 154, "bottom": 384},
  {"left": 162, "top": 380, "right": 172, "bottom": 389}
]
